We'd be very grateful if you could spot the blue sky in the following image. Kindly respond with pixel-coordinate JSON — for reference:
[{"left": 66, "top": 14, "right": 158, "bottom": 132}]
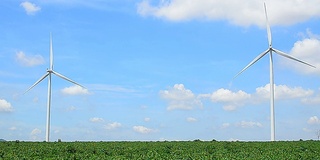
[{"left": 1, "top": 0, "right": 320, "bottom": 141}]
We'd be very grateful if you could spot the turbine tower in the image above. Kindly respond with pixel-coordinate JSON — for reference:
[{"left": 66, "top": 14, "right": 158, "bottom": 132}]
[
  {"left": 25, "top": 34, "right": 84, "bottom": 142},
  {"left": 234, "top": 3, "right": 315, "bottom": 141}
]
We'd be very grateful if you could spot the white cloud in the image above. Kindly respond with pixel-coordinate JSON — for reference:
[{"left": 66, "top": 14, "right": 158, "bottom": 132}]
[
  {"left": 66, "top": 106, "right": 76, "bottom": 112},
  {"left": 200, "top": 88, "right": 250, "bottom": 111},
  {"left": 20, "top": 1, "right": 41, "bottom": 15},
  {"left": 302, "top": 92, "right": 320, "bottom": 105},
  {"left": 160, "top": 84, "right": 195, "bottom": 100},
  {"left": 160, "top": 83, "right": 314, "bottom": 112},
  {"left": 255, "top": 84, "right": 314, "bottom": 101},
  {"left": 33, "top": 97, "right": 39, "bottom": 103},
  {"left": 30, "top": 128, "right": 42, "bottom": 140},
  {"left": 307, "top": 116, "right": 320, "bottom": 125},
  {"left": 186, "top": 117, "right": 197, "bottom": 122},
  {"left": 285, "top": 30, "right": 320, "bottom": 75},
  {"left": 160, "top": 84, "right": 202, "bottom": 110},
  {"left": 235, "top": 121, "right": 263, "bottom": 128},
  {"left": 137, "top": 0, "right": 320, "bottom": 27},
  {"left": 9, "top": 126, "right": 17, "bottom": 131},
  {"left": 221, "top": 123, "right": 230, "bottom": 129},
  {"left": 303, "top": 128, "right": 312, "bottom": 132},
  {"left": 89, "top": 117, "right": 104, "bottom": 123},
  {"left": 90, "top": 118, "right": 121, "bottom": 130},
  {"left": 222, "top": 105, "right": 238, "bottom": 111},
  {"left": 31, "top": 128, "right": 41, "bottom": 135},
  {"left": 254, "top": 85, "right": 271, "bottom": 100},
  {"left": 0, "top": 99, "right": 14, "bottom": 112},
  {"left": 105, "top": 122, "right": 122, "bottom": 130},
  {"left": 133, "top": 125, "right": 155, "bottom": 134},
  {"left": 16, "top": 51, "right": 45, "bottom": 67},
  {"left": 53, "top": 129, "right": 60, "bottom": 134},
  {"left": 61, "top": 85, "right": 90, "bottom": 95},
  {"left": 275, "top": 85, "right": 314, "bottom": 99},
  {"left": 207, "top": 88, "right": 251, "bottom": 102},
  {"left": 144, "top": 117, "right": 151, "bottom": 122}
]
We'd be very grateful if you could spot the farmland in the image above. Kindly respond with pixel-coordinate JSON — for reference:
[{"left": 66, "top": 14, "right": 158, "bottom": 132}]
[{"left": 0, "top": 140, "right": 320, "bottom": 159}]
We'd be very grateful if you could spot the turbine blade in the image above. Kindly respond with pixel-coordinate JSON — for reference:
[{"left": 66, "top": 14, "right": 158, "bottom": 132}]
[
  {"left": 272, "top": 48, "right": 316, "bottom": 68},
  {"left": 50, "top": 33, "right": 53, "bottom": 70},
  {"left": 233, "top": 49, "right": 270, "bottom": 79},
  {"left": 264, "top": 2, "right": 272, "bottom": 47},
  {"left": 24, "top": 72, "right": 50, "bottom": 94},
  {"left": 52, "top": 70, "right": 85, "bottom": 88}
]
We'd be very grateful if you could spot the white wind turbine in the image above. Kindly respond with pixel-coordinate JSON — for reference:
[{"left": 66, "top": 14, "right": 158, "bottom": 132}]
[
  {"left": 234, "top": 3, "right": 316, "bottom": 141},
  {"left": 25, "top": 34, "right": 84, "bottom": 142}
]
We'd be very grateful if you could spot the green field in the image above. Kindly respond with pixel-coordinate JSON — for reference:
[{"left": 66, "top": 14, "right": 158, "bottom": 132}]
[{"left": 1, "top": 140, "right": 320, "bottom": 159}]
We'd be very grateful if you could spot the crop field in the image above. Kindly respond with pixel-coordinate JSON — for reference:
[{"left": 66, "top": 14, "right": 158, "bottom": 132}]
[{"left": 0, "top": 140, "right": 320, "bottom": 159}]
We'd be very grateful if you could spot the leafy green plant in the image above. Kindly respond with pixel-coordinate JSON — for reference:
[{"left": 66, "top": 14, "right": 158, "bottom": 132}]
[{"left": 0, "top": 140, "right": 320, "bottom": 159}]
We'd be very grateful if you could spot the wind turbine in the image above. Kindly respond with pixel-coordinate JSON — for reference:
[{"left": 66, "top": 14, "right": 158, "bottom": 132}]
[
  {"left": 234, "top": 3, "right": 316, "bottom": 141},
  {"left": 24, "top": 34, "right": 84, "bottom": 142}
]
